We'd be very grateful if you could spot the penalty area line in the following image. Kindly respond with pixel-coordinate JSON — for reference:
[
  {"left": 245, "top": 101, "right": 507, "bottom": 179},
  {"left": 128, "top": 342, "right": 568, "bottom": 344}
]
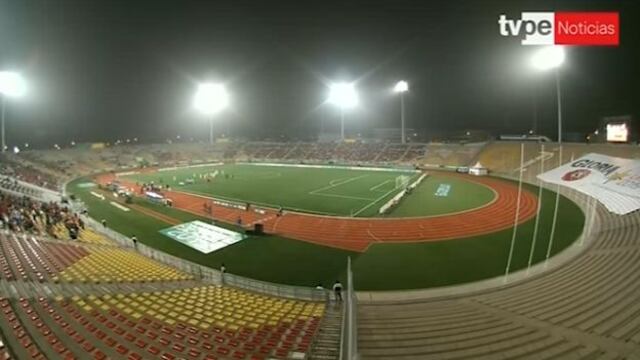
[
  {"left": 309, "top": 174, "right": 369, "bottom": 195},
  {"left": 352, "top": 187, "right": 401, "bottom": 217},
  {"left": 369, "top": 179, "right": 392, "bottom": 192},
  {"left": 308, "top": 192, "right": 375, "bottom": 201}
]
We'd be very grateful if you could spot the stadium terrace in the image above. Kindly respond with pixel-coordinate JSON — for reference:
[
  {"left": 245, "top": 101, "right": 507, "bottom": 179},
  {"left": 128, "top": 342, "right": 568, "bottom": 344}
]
[{"left": 0, "top": 1, "right": 638, "bottom": 359}]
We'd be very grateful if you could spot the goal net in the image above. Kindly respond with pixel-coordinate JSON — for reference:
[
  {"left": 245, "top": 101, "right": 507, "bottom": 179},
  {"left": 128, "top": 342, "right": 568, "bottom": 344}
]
[{"left": 395, "top": 175, "right": 411, "bottom": 189}]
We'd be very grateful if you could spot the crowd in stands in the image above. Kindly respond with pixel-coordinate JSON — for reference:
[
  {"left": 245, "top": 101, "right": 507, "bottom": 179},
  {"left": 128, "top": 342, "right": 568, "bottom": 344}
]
[
  {"left": 0, "top": 154, "right": 60, "bottom": 191},
  {"left": 0, "top": 192, "right": 84, "bottom": 239},
  {"left": 1, "top": 140, "right": 487, "bottom": 190}
]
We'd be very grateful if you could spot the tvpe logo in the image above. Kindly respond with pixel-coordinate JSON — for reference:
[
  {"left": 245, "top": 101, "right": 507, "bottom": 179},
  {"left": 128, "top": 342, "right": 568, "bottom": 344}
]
[{"left": 499, "top": 12, "right": 619, "bottom": 46}]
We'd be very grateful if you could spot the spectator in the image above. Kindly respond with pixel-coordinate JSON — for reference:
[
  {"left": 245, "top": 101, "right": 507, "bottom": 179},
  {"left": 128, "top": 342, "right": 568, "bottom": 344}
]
[{"left": 333, "top": 280, "right": 343, "bottom": 302}]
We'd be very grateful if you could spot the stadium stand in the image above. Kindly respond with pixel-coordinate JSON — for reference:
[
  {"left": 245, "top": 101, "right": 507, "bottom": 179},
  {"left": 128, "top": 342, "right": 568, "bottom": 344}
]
[
  {"left": 356, "top": 142, "right": 640, "bottom": 359},
  {"left": 0, "top": 157, "right": 332, "bottom": 359},
  {"left": 5, "top": 140, "right": 640, "bottom": 359},
  {"left": 0, "top": 287, "right": 325, "bottom": 360}
]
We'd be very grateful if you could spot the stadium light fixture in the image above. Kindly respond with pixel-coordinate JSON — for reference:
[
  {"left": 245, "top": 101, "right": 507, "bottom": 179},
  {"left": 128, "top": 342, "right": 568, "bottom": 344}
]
[
  {"left": 393, "top": 80, "right": 408, "bottom": 93},
  {"left": 0, "top": 71, "right": 27, "bottom": 98},
  {"left": 531, "top": 46, "right": 565, "bottom": 71},
  {"left": 327, "top": 82, "right": 358, "bottom": 141},
  {"left": 193, "top": 83, "right": 229, "bottom": 145},
  {"left": 393, "top": 81, "right": 409, "bottom": 144},
  {"left": 0, "top": 71, "right": 26, "bottom": 153}
]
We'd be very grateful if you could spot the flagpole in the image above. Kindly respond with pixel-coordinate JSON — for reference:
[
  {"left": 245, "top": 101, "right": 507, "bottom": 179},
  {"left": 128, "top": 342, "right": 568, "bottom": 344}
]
[
  {"left": 504, "top": 142, "right": 525, "bottom": 282},
  {"left": 527, "top": 143, "right": 545, "bottom": 275}
]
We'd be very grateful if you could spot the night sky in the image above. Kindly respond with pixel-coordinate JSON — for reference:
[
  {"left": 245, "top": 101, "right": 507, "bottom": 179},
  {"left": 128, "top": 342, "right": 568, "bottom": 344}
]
[{"left": 0, "top": 0, "right": 638, "bottom": 148}]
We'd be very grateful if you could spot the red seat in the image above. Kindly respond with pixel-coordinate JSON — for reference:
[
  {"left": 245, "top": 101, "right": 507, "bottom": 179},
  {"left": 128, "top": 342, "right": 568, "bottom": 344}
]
[
  {"left": 232, "top": 350, "right": 246, "bottom": 359},
  {"left": 128, "top": 353, "right": 143, "bottom": 360},
  {"left": 161, "top": 353, "right": 176, "bottom": 360},
  {"left": 116, "top": 344, "right": 129, "bottom": 355},
  {"left": 82, "top": 342, "right": 95, "bottom": 352},
  {"left": 188, "top": 349, "right": 201, "bottom": 358}
]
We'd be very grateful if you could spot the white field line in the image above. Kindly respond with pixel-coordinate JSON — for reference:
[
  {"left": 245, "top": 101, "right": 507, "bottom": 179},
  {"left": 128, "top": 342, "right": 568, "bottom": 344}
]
[
  {"left": 309, "top": 192, "right": 374, "bottom": 201},
  {"left": 109, "top": 201, "right": 130, "bottom": 212},
  {"left": 329, "top": 178, "right": 347, "bottom": 186},
  {"left": 352, "top": 187, "right": 400, "bottom": 217},
  {"left": 308, "top": 174, "right": 369, "bottom": 195},
  {"left": 369, "top": 179, "right": 392, "bottom": 192}
]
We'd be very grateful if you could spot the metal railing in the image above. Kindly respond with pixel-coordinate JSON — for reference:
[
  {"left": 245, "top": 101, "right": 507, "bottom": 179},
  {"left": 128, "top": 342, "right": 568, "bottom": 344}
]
[{"left": 340, "top": 257, "right": 359, "bottom": 360}]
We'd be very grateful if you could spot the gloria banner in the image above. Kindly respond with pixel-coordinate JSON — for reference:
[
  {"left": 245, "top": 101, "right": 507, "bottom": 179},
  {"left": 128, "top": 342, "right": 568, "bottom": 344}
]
[
  {"left": 159, "top": 221, "right": 246, "bottom": 254},
  {"left": 538, "top": 153, "right": 640, "bottom": 215}
]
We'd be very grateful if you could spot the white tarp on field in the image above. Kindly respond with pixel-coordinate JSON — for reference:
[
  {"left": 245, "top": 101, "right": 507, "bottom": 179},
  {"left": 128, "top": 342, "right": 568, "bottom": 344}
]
[
  {"left": 537, "top": 153, "right": 640, "bottom": 215},
  {"left": 159, "top": 221, "right": 246, "bottom": 254}
]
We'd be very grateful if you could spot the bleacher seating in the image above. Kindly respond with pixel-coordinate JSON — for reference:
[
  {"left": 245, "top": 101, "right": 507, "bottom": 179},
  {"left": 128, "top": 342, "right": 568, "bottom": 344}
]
[
  {"left": 4, "top": 140, "right": 640, "bottom": 359},
  {"left": 357, "top": 142, "right": 640, "bottom": 359},
  {"left": 0, "top": 285, "right": 324, "bottom": 360},
  {"left": 0, "top": 162, "right": 329, "bottom": 359},
  {"left": 0, "top": 232, "right": 192, "bottom": 284}
]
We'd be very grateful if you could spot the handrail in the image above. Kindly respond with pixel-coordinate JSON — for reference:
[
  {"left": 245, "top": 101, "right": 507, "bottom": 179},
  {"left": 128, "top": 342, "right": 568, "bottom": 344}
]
[{"left": 340, "top": 257, "right": 359, "bottom": 360}]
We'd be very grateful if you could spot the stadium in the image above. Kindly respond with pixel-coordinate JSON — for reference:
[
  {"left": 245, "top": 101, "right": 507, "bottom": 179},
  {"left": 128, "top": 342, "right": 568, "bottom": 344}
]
[{"left": 0, "top": 1, "right": 639, "bottom": 360}]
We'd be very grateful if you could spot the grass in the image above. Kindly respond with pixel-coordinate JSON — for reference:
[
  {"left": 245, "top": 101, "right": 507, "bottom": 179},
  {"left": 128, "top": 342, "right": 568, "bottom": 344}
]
[
  {"left": 69, "top": 173, "right": 585, "bottom": 291},
  {"left": 384, "top": 174, "right": 495, "bottom": 217},
  {"left": 123, "top": 164, "right": 421, "bottom": 217}
]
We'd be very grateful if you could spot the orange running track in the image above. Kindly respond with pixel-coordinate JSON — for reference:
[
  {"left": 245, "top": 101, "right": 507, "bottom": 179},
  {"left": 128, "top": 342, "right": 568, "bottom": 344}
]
[{"left": 97, "top": 172, "right": 538, "bottom": 252}]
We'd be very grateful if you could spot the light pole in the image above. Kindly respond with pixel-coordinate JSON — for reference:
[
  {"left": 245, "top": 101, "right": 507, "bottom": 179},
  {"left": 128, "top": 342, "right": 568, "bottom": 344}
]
[
  {"left": 531, "top": 46, "right": 565, "bottom": 143},
  {"left": 327, "top": 82, "right": 358, "bottom": 141},
  {"left": 0, "top": 71, "right": 27, "bottom": 152},
  {"left": 193, "top": 83, "right": 229, "bottom": 145},
  {"left": 393, "top": 80, "right": 409, "bottom": 144},
  {"left": 530, "top": 46, "right": 565, "bottom": 265}
]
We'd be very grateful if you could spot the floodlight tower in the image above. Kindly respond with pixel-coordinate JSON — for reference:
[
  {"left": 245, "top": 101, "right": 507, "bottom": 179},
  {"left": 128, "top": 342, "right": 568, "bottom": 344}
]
[
  {"left": 530, "top": 46, "right": 565, "bottom": 265},
  {"left": 0, "top": 71, "right": 26, "bottom": 152},
  {"left": 327, "top": 82, "right": 358, "bottom": 141},
  {"left": 193, "top": 83, "right": 229, "bottom": 145},
  {"left": 393, "top": 80, "right": 409, "bottom": 143},
  {"left": 531, "top": 46, "right": 565, "bottom": 143}
]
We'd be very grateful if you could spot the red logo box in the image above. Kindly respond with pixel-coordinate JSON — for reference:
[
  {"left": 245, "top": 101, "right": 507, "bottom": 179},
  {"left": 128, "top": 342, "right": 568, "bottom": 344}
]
[{"left": 555, "top": 12, "right": 619, "bottom": 46}]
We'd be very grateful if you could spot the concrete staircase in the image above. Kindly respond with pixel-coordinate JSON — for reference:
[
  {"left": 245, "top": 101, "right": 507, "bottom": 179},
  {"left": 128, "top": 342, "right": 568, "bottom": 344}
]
[{"left": 309, "top": 303, "right": 342, "bottom": 360}]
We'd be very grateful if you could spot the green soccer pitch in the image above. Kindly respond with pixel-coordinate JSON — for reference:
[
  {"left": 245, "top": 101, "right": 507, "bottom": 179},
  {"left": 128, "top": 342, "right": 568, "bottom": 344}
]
[
  {"left": 121, "top": 164, "right": 493, "bottom": 217},
  {"left": 69, "top": 164, "right": 585, "bottom": 290}
]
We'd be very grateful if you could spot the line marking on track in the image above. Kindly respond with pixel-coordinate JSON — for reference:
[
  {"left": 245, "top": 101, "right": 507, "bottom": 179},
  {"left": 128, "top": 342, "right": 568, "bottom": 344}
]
[
  {"left": 367, "top": 229, "right": 383, "bottom": 242},
  {"left": 309, "top": 174, "right": 369, "bottom": 195},
  {"left": 369, "top": 179, "right": 392, "bottom": 192}
]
